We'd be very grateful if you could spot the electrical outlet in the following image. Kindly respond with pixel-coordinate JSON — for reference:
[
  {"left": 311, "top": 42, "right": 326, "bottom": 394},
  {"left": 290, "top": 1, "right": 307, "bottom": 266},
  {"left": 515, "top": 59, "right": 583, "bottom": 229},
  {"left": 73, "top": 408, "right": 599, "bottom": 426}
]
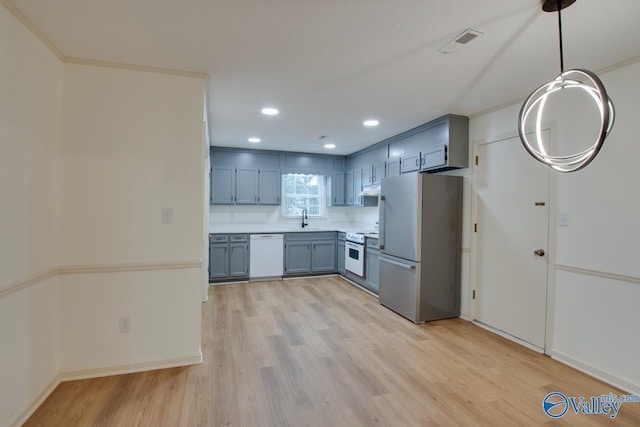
[
  {"left": 119, "top": 316, "right": 132, "bottom": 333},
  {"left": 161, "top": 208, "right": 173, "bottom": 224}
]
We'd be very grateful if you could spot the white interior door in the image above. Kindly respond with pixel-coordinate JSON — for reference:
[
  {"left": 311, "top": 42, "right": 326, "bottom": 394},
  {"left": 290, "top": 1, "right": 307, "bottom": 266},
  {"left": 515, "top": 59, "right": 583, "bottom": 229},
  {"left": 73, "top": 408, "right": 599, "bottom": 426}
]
[{"left": 474, "top": 134, "right": 550, "bottom": 350}]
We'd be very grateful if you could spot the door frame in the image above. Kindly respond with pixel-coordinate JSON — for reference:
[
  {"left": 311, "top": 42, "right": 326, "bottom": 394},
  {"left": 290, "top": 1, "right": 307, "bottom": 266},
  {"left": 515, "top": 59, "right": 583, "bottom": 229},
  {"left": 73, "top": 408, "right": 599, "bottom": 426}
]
[{"left": 469, "top": 128, "right": 559, "bottom": 354}]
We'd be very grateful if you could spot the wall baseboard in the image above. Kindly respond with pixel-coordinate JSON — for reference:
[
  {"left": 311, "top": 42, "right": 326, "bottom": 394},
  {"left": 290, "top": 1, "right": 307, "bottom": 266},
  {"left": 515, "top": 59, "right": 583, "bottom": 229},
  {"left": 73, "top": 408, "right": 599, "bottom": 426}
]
[
  {"left": 12, "top": 352, "right": 203, "bottom": 426},
  {"left": 549, "top": 349, "right": 640, "bottom": 396},
  {"left": 472, "top": 320, "right": 545, "bottom": 354},
  {"left": 59, "top": 352, "right": 203, "bottom": 382},
  {"left": 10, "top": 374, "right": 62, "bottom": 427}
]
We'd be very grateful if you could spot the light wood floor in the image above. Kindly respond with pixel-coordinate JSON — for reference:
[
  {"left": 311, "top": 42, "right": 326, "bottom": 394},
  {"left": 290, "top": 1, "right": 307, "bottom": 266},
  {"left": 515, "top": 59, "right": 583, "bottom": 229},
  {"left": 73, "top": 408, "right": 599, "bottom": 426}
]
[{"left": 26, "top": 276, "right": 640, "bottom": 426}]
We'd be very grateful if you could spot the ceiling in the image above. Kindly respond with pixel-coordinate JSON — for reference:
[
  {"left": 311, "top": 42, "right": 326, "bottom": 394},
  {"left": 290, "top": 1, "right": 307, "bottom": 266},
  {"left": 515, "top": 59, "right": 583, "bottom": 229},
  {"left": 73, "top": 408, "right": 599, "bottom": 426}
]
[{"left": 9, "top": 0, "right": 640, "bottom": 155}]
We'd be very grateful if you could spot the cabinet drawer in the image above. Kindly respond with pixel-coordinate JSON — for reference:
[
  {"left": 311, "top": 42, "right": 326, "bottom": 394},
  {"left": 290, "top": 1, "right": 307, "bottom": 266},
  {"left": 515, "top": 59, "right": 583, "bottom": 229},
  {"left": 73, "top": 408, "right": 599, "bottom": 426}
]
[
  {"left": 285, "top": 231, "right": 336, "bottom": 241},
  {"left": 230, "top": 234, "right": 248, "bottom": 242},
  {"left": 210, "top": 234, "right": 229, "bottom": 243},
  {"left": 366, "top": 238, "right": 379, "bottom": 249}
]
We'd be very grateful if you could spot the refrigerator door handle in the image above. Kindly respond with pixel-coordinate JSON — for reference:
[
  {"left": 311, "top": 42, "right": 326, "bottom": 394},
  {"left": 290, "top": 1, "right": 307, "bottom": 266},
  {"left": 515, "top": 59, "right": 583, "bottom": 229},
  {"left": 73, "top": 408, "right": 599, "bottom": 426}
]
[
  {"left": 378, "top": 195, "right": 385, "bottom": 250},
  {"left": 380, "top": 256, "right": 415, "bottom": 269}
]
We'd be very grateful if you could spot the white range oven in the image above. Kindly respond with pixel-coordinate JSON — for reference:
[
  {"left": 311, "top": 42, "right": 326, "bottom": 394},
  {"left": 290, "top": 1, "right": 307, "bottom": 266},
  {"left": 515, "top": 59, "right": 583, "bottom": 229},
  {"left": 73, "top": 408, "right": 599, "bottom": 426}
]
[{"left": 345, "top": 232, "right": 365, "bottom": 276}]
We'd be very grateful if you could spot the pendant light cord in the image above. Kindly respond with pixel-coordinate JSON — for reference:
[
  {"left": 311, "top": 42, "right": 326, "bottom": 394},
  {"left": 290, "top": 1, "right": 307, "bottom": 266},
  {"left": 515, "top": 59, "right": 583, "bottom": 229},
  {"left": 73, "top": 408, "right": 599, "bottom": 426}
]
[{"left": 557, "top": 0, "right": 564, "bottom": 73}]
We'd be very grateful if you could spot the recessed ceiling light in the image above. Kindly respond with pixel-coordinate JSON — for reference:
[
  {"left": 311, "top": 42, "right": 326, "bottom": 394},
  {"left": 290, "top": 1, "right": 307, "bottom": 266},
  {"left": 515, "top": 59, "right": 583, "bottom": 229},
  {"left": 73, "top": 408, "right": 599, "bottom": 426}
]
[
  {"left": 261, "top": 107, "right": 279, "bottom": 116},
  {"left": 248, "top": 137, "right": 261, "bottom": 143},
  {"left": 363, "top": 119, "right": 379, "bottom": 127},
  {"left": 324, "top": 143, "right": 336, "bottom": 149}
]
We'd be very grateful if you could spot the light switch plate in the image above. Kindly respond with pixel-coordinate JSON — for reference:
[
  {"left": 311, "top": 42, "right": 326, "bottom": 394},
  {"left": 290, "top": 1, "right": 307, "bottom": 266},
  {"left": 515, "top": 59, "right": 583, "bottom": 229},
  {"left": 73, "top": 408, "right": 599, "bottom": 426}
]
[
  {"left": 119, "top": 317, "right": 131, "bottom": 333},
  {"left": 558, "top": 212, "right": 570, "bottom": 227},
  {"left": 161, "top": 208, "right": 173, "bottom": 224}
]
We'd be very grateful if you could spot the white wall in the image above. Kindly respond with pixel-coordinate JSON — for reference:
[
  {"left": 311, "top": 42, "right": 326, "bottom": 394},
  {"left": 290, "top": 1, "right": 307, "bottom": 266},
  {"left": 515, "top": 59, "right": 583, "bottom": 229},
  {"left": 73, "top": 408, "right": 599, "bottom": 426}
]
[
  {"left": 468, "top": 59, "right": 640, "bottom": 392},
  {"left": 0, "top": 5, "right": 63, "bottom": 425},
  {"left": 59, "top": 64, "right": 205, "bottom": 372}
]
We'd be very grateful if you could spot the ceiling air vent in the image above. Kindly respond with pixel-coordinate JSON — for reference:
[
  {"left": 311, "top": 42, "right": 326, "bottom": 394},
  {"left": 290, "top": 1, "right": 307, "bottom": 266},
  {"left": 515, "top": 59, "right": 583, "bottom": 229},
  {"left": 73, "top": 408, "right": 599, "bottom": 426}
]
[{"left": 437, "top": 29, "right": 482, "bottom": 54}]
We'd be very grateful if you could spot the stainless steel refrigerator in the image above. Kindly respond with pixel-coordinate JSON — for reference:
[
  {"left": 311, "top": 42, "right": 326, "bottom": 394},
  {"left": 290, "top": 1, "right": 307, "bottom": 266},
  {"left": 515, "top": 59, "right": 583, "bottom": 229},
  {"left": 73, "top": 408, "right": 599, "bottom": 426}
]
[{"left": 378, "top": 173, "right": 462, "bottom": 323}]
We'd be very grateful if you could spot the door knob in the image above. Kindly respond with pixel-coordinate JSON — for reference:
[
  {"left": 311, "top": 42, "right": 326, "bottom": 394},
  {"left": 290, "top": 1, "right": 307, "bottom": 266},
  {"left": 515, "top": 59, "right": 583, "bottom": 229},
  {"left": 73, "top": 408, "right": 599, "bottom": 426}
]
[{"left": 534, "top": 249, "right": 545, "bottom": 257}]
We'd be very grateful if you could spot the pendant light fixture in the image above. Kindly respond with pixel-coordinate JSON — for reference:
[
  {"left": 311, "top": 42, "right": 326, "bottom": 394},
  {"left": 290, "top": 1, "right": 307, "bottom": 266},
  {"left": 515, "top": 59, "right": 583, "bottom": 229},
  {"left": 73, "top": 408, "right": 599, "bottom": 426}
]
[{"left": 518, "top": 0, "right": 615, "bottom": 173}]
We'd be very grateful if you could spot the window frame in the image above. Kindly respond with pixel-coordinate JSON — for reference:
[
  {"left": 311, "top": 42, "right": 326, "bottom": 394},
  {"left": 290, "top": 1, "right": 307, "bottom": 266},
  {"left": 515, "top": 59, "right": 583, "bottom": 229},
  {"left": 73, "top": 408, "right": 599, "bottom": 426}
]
[{"left": 279, "top": 173, "right": 327, "bottom": 219}]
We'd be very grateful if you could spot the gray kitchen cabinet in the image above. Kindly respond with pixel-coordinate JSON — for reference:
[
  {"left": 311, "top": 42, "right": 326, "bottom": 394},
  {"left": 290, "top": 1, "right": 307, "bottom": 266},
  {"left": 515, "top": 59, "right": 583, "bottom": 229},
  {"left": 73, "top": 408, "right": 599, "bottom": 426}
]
[
  {"left": 345, "top": 171, "right": 354, "bottom": 205},
  {"left": 365, "top": 238, "right": 380, "bottom": 293},
  {"left": 312, "top": 240, "right": 337, "bottom": 273},
  {"left": 353, "top": 169, "right": 363, "bottom": 206},
  {"left": 212, "top": 167, "right": 280, "bottom": 206},
  {"left": 327, "top": 172, "right": 346, "bottom": 206},
  {"left": 362, "top": 166, "right": 373, "bottom": 187},
  {"left": 373, "top": 162, "right": 385, "bottom": 185},
  {"left": 337, "top": 233, "right": 346, "bottom": 275},
  {"left": 209, "top": 234, "right": 249, "bottom": 281},
  {"left": 210, "top": 235, "right": 230, "bottom": 280},
  {"left": 259, "top": 169, "right": 281, "bottom": 205},
  {"left": 386, "top": 158, "right": 400, "bottom": 177},
  {"left": 211, "top": 167, "right": 235, "bottom": 204},
  {"left": 235, "top": 168, "right": 258, "bottom": 204},
  {"left": 362, "top": 162, "right": 385, "bottom": 186},
  {"left": 284, "top": 241, "right": 312, "bottom": 274},
  {"left": 229, "top": 239, "right": 249, "bottom": 277},
  {"left": 284, "top": 232, "right": 337, "bottom": 276},
  {"left": 401, "top": 153, "right": 421, "bottom": 173}
]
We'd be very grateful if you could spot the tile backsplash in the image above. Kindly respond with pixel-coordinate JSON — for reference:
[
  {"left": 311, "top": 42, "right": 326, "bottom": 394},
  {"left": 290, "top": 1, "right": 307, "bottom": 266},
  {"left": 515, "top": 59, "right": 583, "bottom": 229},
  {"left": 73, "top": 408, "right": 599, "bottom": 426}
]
[{"left": 210, "top": 205, "right": 378, "bottom": 227}]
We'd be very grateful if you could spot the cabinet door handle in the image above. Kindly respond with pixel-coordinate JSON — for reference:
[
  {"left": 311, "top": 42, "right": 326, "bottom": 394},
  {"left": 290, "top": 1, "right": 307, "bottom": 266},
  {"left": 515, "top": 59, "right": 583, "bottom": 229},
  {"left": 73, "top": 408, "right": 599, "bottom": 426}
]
[{"left": 415, "top": 159, "right": 419, "bottom": 167}]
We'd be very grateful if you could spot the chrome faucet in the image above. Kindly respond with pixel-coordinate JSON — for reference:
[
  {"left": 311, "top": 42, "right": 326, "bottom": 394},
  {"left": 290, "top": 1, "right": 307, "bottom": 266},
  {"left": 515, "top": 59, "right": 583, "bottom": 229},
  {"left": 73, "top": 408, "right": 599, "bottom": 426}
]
[{"left": 301, "top": 208, "right": 308, "bottom": 228}]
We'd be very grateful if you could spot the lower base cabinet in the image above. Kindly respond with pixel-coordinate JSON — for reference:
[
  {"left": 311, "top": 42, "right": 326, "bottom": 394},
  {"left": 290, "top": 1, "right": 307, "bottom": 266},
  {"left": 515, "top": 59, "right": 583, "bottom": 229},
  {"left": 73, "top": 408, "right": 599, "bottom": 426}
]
[
  {"left": 337, "top": 233, "right": 346, "bottom": 275},
  {"left": 209, "top": 234, "right": 249, "bottom": 282},
  {"left": 365, "top": 237, "right": 380, "bottom": 293},
  {"left": 284, "top": 240, "right": 312, "bottom": 274},
  {"left": 210, "top": 242, "right": 229, "bottom": 280},
  {"left": 284, "top": 232, "right": 337, "bottom": 276},
  {"left": 365, "top": 248, "right": 380, "bottom": 293}
]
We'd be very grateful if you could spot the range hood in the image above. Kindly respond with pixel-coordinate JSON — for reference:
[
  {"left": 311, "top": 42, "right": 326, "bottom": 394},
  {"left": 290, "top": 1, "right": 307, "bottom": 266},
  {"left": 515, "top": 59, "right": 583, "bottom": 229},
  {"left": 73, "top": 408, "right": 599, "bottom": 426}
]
[{"left": 360, "top": 185, "right": 381, "bottom": 196}]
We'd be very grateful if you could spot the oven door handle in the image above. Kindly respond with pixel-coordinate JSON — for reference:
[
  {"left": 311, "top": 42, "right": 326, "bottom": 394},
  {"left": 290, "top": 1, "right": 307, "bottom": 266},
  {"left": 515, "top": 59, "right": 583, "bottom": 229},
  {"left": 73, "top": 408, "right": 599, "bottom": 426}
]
[{"left": 346, "top": 242, "right": 363, "bottom": 250}]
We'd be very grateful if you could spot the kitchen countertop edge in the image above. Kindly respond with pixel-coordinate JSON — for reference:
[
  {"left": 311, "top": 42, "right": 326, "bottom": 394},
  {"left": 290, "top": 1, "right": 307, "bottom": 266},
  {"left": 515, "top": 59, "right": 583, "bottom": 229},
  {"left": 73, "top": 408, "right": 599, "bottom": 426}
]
[{"left": 209, "top": 223, "right": 376, "bottom": 235}]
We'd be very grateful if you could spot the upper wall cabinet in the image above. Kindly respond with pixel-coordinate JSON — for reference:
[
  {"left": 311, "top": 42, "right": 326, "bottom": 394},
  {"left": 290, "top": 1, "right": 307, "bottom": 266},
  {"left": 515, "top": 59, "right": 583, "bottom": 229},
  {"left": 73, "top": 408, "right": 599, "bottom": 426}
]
[
  {"left": 387, "top": 115, "right": 469, "bottom": 173},
  {"left": 235, "top": 168, "right": 259, "bottom": 204},
  {"left": 327, "top": 172, "right": 346, "bottom": 206},
  {"left": 348, "top": 145, "right": 387, "bottom": 190},
  {"left": 211, "top": 167, "right": 235, "bottom": 204},
  {"left": 210, "top": 147, "right": 344, "bottom": 206},
  {"left": 259, "top": 169, "right": 281, "bottom": 205},
  {"left": 210, "top": 167, "right": 280, "bottom": 205}
]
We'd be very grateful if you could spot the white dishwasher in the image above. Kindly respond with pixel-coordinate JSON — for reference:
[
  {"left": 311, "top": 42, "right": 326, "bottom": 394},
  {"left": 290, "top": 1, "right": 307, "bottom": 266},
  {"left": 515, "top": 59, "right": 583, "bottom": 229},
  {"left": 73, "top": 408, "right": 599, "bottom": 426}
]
[{"left": 249, "top": 234, "right": 284, "bottom": 280}]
